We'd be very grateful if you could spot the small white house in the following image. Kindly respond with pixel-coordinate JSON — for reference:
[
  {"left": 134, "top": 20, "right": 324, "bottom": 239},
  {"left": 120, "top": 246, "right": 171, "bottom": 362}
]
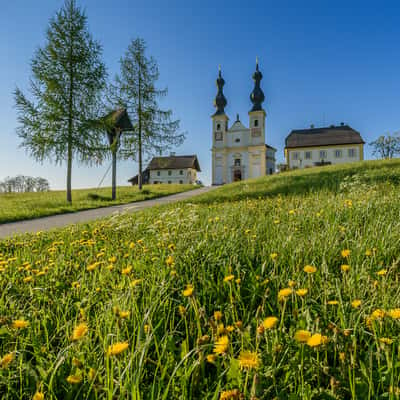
[{"left": 128, "top": 155, "right": 201, "bottom": 185}]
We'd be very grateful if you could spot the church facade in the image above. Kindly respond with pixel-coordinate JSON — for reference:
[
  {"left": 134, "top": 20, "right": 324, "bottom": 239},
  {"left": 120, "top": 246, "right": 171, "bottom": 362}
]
[{"left": 211, "top": 62, "right": 276, "bottom": 185}]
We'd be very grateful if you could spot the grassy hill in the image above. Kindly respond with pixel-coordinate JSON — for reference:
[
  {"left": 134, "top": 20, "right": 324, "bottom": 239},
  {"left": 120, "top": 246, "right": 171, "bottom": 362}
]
[
  {"left": 0, "top": 159, "right": 400, "bottom": 399},
  {"left": 0, "top": 184, "right": 195, "bottom": 224}
]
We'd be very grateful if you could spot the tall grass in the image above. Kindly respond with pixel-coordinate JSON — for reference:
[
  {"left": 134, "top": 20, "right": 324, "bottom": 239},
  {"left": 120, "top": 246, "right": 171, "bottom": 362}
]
[{"left": 0, "top": 159, "right": 399, "bottom": 399}]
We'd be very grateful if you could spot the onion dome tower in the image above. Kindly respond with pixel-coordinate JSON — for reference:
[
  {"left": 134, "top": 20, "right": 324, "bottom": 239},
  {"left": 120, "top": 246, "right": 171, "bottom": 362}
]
[
  {"left": 213, "top": 66, "right": 227, "bottom": 116},
  {"left": 250, "top": 58, "right": 265, "bottom": 112}
]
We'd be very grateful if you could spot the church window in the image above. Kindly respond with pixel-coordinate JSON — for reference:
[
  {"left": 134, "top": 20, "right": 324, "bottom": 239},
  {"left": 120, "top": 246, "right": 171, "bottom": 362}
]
[
  {"left": 235, "top": 138, "right": 240, "bottom": 143},
  {"left": 234, "top": 159, "right": 241, "bottom": 167},
  {"left": 305, "top": 151, "right": 312, "bottom": 160},
  {"left": 348, "top": 148, "right": 356, "bottom": 157},
  {"left": 157, "top": 171, "right": 161, "bottom": 176},
  {"left": 179, "top": 170, "right": 183, "bottom": 175},
  {"left": 216, "top": 123, "right": 221, "bottom": 130},
  {"left": 319, "top": 150, "right": 327, "bottom": 159},
  {"left": 215, "top": 132, "right": 222, "bottom": 141},
  {"left": 254, "top": 120, "right": 258, "bottom": 127},
  {"left": 168, "top": 170, "right": 172, "bottom": 176}
]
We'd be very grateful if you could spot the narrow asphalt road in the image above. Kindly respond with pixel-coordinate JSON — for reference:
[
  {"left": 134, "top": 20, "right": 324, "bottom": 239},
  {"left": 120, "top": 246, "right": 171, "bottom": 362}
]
[{"left": 0, "top": 186, "right": 215, "bottom": 239}]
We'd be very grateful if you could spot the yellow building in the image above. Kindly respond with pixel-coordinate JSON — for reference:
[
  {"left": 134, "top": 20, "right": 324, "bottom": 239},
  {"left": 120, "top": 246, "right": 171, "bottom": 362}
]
[{"left": 284, "top": 124, "right": 364, "bottom": 169}]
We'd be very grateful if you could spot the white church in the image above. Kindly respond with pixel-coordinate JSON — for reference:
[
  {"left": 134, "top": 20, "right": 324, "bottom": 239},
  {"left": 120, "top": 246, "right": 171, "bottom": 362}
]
[{"left": 211, "top": 61, "right": 276, "bottom": 185}]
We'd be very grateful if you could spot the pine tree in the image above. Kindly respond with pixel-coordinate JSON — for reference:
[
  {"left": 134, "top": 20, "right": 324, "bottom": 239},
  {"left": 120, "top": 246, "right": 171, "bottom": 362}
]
[
  {"left": 110, "top": 38, "right": 185, "bottom": 190},
  {"left": 14, "top": 0, "right": 107, "bottom": 202}
]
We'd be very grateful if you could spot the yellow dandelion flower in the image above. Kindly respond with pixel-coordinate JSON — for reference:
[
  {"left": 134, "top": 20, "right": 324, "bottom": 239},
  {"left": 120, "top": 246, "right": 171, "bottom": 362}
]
[
  {"left": 129, "top": 242, "right": 135, "bottom": 249},
  {"left": 121, "top": 266, "right": 132, "bottom": 275},
  {"left": 66, "top": 374, "right": 82, "bottom": 384},
  {"left": 144, "top": 324, "right": 150, "bottom": 334},
  {"left": 0, "top": 352, "right": 14, "bottom": 369},
  {"left": 213, "top": 335, "right": 229, "bottom": 354},
  {"left": 71, "top": 323, "right": 88, "bottom": 341},
  {"left": 371, "top": 309, "right": 386, "bottom": 320},
  {"left": 351, "top": 299, "right": 362, "bottom": 308},
  {"left": 327, "top": 300, "right": 339, "bottom": 305},
  {"left": 223, "top": 274, "right": 234, "bottom": 282},
  {"left": 183, "top": 284, "right": 194, "bottom": 297},
  {"left": 220, "top": 389, "right": 242, "bottom": 400},
  {"left": 214, "top": 310, "right": 223, "bottom": 321},
  {"left": 307, "top": 333, "right": 328, "bottom": 347},
  {"left": 303, "top": 265, "right": 317, "bottom": 274},
  {"left": 388, "top": 309, "right": 400, "bottom": 319},
  {"left": 270, "top": 252, "right": 278, "bottom": 261},
  {"left": 107, "top": 341, "right": 129, "bottom": 356},
  {"left": 341, "top": 264, "right": 350, "bottom": 272},
  {"left": 288, "top": 280, "right": 296, "bottom": 287},
  {"left": 206, "top": 354, "right": 216, "bottom": 364},
  {"left": 33, "top": 391, "right": 44, "bottom": 400},
  {"left": 108, "top": 256, "right": 117, "bottom": 263},
  {"left": 130, "top": 279, "right": 142, "bottom": 287},
  {"left": 278, "top": 288, "right": 292, "bottom": 301},
  {"left": 296, "top": 288, "right": 308, "bottom": 297},
  {"left": 341, "top": 249, "right": 351, "bottom": 258},
  {"left": 365, "top": 249, "right": 372, "bottom": 256},
  {"left": 263, "top": 316, "right": 278, "bottom": 330},
  {"left": 377, "top": 269, "right": 387, "bottom": 276},
  {"left": 235, "top": 321, "right": 243, "bottom": 329},
  {"left": 339, "top": 352, "right": 345, "bottom": 362},
  {"left": 226, "top": 325, "right": 235, "bottom": 333},
  {"left": 165, "top": 256, "right": 174, "bottom": 267},
  {"left": 238, "top": 350, "right": 260, "bottom": 370},
  {"left": 119, "top": 311, "right": 130, "bottom": 319},
  {"left": 379, "top": 337, "right": 394, "bottom": 345},
  {"left": 178, "top": 305, "right": 186, "bottom": 316},
  {"left": 23, "top": 276, "right": 34, "bottom": 283},
  {"left": 71, "top": 281, "right": 80, "bottom": 289},
  {"left": 294, "top": 330, "right": 311, "bottom": 343},
  {"left": 12, "top": 319, "right": 29, "bottom": 329}
]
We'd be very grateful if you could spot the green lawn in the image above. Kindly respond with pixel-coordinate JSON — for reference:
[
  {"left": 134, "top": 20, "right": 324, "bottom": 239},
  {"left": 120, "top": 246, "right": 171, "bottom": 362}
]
[
  {"left": 0, "top": 184, "right": 196, "bottom": 224},
  {"left": 1, "top": 159, "right": 400, "bottom": 399}
]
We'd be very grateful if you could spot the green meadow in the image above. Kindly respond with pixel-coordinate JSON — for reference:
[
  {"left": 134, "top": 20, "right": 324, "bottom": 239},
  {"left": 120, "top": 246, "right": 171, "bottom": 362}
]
[
  {"left": 1, "top": 159, "right": 400, "bottom": 399},
  {"left": 0, "top": 184, "right": 195, "bottom": 224}
]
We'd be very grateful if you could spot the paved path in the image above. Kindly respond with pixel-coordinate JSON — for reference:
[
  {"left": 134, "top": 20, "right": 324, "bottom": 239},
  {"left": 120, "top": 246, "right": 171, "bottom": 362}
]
[{"left": 0, "top": 186, "right": 215, "bottom": 239}]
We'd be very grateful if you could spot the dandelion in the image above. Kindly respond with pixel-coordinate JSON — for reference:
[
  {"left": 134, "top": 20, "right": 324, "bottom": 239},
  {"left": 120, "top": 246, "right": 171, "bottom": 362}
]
[
  {"left": 238, "top": 350, "right": 260, "bottom": 370},
  {"left": 33, "top": 391, "right": 44, "bottom": 400},
  {"left": 107, "top": 341, "right": 129, "bottom": 356},
  {"left": 303, "top": 265, "right": 317, "bottom": 274},
  {"left": 88, "top": 368, "right": 96, "bottom": 381},
  {"left": 278, "top": 288, "right": 292, "bottom": 301},
  {"left": 307, "top": 333, "right": 328, "bottom": 347},
  {"left": 379, "top": 337, "right": 393, "bottom": 345},
  {"left": 220, "top": 389, "right": 242, "bottom": 400},
  {"left": 294, "top": 330, "right": 311, "bottom": 343},
  {"left": 288, "top": 280, "right": 296, "bottom": 287},
  {"left": 351, "top": 299, "right": 362, "bottom": 308},
  {"left": 12, "top": 319, "right": 29, "bottom": 329},
  {"left": 371, "top": 309, "right": 385, "bottom": 320},
  {"left": 341, "top": 249, "right": 351, "bottom": 258},
  {"left": 66, "top": 374, "right": 82, "bottom": 384},
  {"left": 235, "top": 321, "right": 243, "bottom": 329},
  {"left": 119, "top": 311, "right": 130, "bottom": 319},
  {"left": 296, "top": 288, "right": 308, "bottom": 297},
  {"left": 178, "top": 305, "right": 186, "bottom": 316},
  {"left": 206, "top": 354, "right": 216, "bottom": 364},
  {"left": 121, "top": 266, "right": 132, "bottom": 275},
  {"left": 213, "top": 335, "right": 229, "bottom": 354},
  {"left": 130, "top": 279, "right": 142, "bottom": 287},
  {"left": 341, "top": 264, "right": 350, "bottom": 272},
  {"left": 365, "top": 249, "right": 372, "bottom": 256},
  {"left": 263, "top": 316, "right": 278, "bottom": 329},
  {"left": 165, "top": 256, "right": 174, "bottom": 267},
  {"left": 339, "top": 352, "right": 346, "bottom": 362},
  {"left": 388, "top": 309, "right": 400, "bottom": 319},
  {"left": 223, "top": 274, "right": 234, "bottom": 282},
  {"left": 377, "top": 269, "right": 387, "bottom": 276},
  {"left": 327, "top": 300, "right": 339, "bottom": 305},
  {"left": 71, "top": 323, "right": 88, "bottom": 341},
  {"left": 23, "top": 276, "right": 33, "bottom": 283},
  {"left": 214, "top": 310, "right": 223, "bottom": 321},
  {"left": 270, "top": 252, "right": 278, "bottom": 261},
  {"left": 0, "top": 352, "right": 14, "bottom": 369},
  {"left": 183, "top": 284, "right": 194, "bottom": 297}
]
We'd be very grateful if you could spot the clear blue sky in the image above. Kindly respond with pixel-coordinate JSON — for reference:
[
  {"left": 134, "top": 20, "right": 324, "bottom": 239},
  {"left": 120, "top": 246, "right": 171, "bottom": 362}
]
[{"left": 1, "top": 0, "right": 399, "bottom": 188}]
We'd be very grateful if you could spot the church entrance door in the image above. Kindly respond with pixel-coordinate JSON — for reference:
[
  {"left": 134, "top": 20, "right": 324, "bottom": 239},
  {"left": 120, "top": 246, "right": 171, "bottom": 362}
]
[{"left": 233, "top": 169, "right": 242, "bottom": 181}]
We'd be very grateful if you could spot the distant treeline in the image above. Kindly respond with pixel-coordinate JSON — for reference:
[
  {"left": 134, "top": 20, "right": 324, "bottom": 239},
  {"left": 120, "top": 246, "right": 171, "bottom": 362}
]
[{"left": 0, "top": 175, "right": 50, "bottom": 193}]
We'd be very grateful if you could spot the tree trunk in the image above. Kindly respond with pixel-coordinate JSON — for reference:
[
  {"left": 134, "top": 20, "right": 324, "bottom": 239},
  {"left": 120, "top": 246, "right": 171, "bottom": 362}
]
[
  {"left": 138, "top": 67, "right": 143, "bottom": 191},
  {"left": 67, "top": 141, "right": 72, "bottom": 203},
  {"left": 112, "top": 148, "right": 117, "bottom": 200}
]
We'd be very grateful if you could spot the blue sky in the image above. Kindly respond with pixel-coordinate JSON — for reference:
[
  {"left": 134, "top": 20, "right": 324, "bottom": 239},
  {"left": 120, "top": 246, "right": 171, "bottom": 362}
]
[{"left": 1, "top": 0, "right": 399, "bottom": 188}]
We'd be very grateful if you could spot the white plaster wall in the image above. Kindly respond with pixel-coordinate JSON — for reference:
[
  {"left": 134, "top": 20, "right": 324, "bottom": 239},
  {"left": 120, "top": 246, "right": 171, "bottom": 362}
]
[
  {"left": 288, "top": 146, "right": 361, "bottom": 169},
  {"left": 149, "top": 168, "right": 196, "bottom": 184}
]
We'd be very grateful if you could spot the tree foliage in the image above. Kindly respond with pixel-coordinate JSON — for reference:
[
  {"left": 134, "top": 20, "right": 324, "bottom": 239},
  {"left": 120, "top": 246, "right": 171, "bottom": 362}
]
[
  {"left": 0, "top": 176, "right": 49, "bottom": 193},
  {"left": 109, "top": 38, "right": 185, "bottom": 189},
  {"left": 370, "top": 134, "right": 400, "bottom": 159},
  {"left": 14, "top": 0, "right": 107, "bottom": 202}
]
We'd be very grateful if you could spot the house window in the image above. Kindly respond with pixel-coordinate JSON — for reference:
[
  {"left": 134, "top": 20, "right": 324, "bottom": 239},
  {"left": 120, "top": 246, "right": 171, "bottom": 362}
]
[
  {"left": 234, "top": 159, "right": 241, "bottom": 167},
  {"left": 319, "top": 150, "right": 327, "bottom": 159},
  {"left": 168, "top": 170, "right": 172, "bottom": 176},
  {"left": 335, "top": 150, "right": 342, "bottom": 158},
  {"left": 179, "top": 180, "right": 183, "bottom": 184},
  {"left": 179, "top": 170, "right": 183, "bottom": 175},
  {"left": 157, "top": 171, "right": 160, "bottom": 176},
  {"left": 348, "top": 148, "right": 356, "bottom": 157},
  {"left": 215, "top": 132, "right": 222, "bottom": 141},
  {"left": 254, "top": 119, "right": 258, "bottom": 127},
  {"left": 292, "top": 152, "right": 299, "bottom": 160},
  {"left": 168, "top": 181, "right": 171, "bottom": 184},
  {"left": 235, "top": 138, "right": 240, "bottom": 143},
  {"left": 305, "top": 151, "right": 312, "bottom": 160}
]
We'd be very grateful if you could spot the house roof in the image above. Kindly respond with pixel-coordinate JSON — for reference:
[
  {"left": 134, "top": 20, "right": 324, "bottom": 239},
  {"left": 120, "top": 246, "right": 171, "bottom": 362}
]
[
  {"left": 266, "top": 144, "right": 277, "bottom": 151},
  {"left": 285, "top": 125, "right": 365, "bottom": 148},
  {"left": 147, "top": 155, "right": 201, "bottom": 172}
]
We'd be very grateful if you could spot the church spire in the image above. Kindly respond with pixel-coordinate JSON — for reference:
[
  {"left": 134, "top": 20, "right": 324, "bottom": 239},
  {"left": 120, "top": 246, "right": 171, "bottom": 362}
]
[
  {"left": 213, "top": 65, "right": 227, "bottom": 115},
  {"left": 250, "top": 58, "right": 265, "bottom": 112}
]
